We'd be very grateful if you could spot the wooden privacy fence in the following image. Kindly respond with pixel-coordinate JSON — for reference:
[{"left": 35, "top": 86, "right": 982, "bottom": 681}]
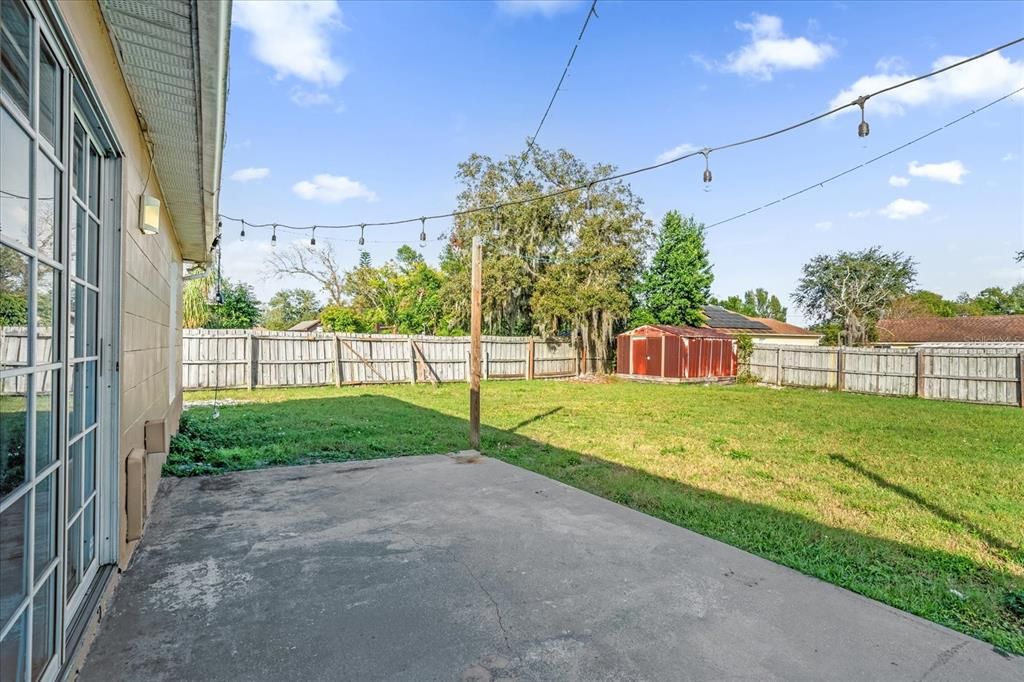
[
  {"left": 745, "top": 344, "right": 1024, "bottom": 407},
  {"left": 182, "top": 329, "right": 578, "bottom": 390}
]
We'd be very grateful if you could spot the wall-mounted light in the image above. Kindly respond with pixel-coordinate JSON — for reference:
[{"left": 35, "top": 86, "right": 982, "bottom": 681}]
[{"left": 139, "top": 195, "right": 161, "bottom": 235}]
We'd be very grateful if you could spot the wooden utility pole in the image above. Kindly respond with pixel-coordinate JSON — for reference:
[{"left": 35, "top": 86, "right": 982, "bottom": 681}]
[{"left": 469, "top": 236, "right": 483, "bottom": 450}]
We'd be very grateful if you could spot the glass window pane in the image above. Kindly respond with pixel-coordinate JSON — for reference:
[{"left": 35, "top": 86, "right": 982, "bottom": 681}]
[
  {"left": 0, "top": 375, "right": 28, "bottom": 499},
  {"left": 84, "top": 361, "right": 97, "bottom": 429},
  {"left": 85, "top": 218, "right": 99, "bottom": 285},
  {"left": 71, "top": 283, "right": 83, "bottom": 358},
  {"left": 38, "top": 42, "right": 61, "bottom": 149},
  {"left": 36, "top": 262, "right": 56, "bottom": 363},
  {"left": 31, "top": 572, "right": 56, "bottom": 681},
  {"left": 0, "top": 608, "right": 27, "bottom": 682},
  {"left": 72, "top": 206, "right": 87, "bottom": 280},
  {"left": 88, "top": 144, "right": 100, "bottom": 216},
  {"left": 72, "top": 122, "right": 85, "bottom": 199},
  {"left": 83, "top": 430, "right": 94, "bottom": 498},
  {"left": 68, "top": 363, "right": 82, "bottom": 438},
  {"left": 66, "top": 516, "right": 81, "bottom": 601},
  {"left": 85, "top": 289, "right": 97, "bottom": 355},
  {"left": 0, "top": 491, "right": 28, "bottom": 623},
  {"left": 68, "top": 437, "right": 81, "bottom": 513},
  {"left": 0, "top": 0, "right": 31, "bottom": 116},
  {"left": 1, "top": 110, "right": 31, "bottom": 246},
  {"left": 35, "top": 151, "right": 59, "bottom": 260},
  {"left": 33, "top": 472, "right": 56, "bottom": 577},
  {"left": 83, "top": 499, "right": 95, "bottom": 566},
  {"left": 1, "top": 246, "right": 29, "bottom": 370},
  {"left": 34, "top": 371, "right": 55, "bottom": 472}
]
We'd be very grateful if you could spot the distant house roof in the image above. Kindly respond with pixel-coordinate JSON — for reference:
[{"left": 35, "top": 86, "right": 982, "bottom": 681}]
[
  {"left": 748, "top": 318, "right": 821, "bottom": 337},
  {"left": 626, "top": 324, "right": 734, "bottom": 339},
  {"left": 289, "top": 320, "right": 322, "bottom": 332},
  {"left": 703, "top": 305, "right": 771, "bottom": 331},
  {"left": 876, "top": 316, "right": 1024, "bottom": 343}
]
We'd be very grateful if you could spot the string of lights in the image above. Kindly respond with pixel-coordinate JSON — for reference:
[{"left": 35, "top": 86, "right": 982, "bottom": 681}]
[{"left": 218, "top": 35, "right": 1024, "bottom": 244}]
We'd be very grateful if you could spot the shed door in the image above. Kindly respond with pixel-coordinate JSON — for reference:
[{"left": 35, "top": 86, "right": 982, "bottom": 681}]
[
  {"left": 644, "top": 337, "right": 662, "bottom": 376},
  {"left": 630, "top": 337, "right": 646, "bottom": 375}
]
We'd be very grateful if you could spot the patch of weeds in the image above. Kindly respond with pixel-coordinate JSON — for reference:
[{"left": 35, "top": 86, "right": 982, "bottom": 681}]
[
  {"left": 659, "top": 444, "right": 687, "bottom": 456},
  {"left": 748, "top": 469, "right": 774, "bottom": 481},
  {"left": 727, "top": 449, "right": 752, "bottom": 461}
]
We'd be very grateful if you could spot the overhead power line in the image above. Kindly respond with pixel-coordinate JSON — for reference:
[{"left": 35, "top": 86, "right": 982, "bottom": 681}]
[{"left": 219, "top": 35, "right": 1024, "bottom": 237}]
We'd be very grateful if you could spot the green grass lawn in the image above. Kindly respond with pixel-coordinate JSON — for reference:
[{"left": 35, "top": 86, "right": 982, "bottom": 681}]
[{"left": 173, "top": 380, "right": 1024, "bottom": 653}]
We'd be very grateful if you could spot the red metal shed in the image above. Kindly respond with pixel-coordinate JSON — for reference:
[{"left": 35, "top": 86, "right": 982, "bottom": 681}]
[{"left": 616, "top": 325, "right": 737, "bottom": 381}]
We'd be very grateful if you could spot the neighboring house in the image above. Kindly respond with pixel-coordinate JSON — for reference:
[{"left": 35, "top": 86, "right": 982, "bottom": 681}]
[
  {"left": 702, "top": 305, "right": 822, "bottom": 346},
  {"left": 289, "top": 320, "right": 322, "bottom": 333},
  {"left": 876, "top": 316, "right": 1024, "bottom": 347},
  {"left": 0, "top": 1, "right": 228, "bottom": 678}
]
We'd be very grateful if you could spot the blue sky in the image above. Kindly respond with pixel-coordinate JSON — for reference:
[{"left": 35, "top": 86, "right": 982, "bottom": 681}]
[{"left": 218, "top": 0, "right": 1024, "bottom": 325}]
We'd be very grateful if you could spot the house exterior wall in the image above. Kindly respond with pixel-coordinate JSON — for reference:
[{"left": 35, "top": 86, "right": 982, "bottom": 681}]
[
  {"left": 60, "top": 0, "right": 183, "bottom": 567},
  {"left": 751, "top": 334, "right": 822, "bottom": 347}
]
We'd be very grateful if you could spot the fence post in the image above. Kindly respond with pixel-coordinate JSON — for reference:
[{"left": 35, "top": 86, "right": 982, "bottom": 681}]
[
  {"left": 247, "top": 332, "right": 257, "bottom": 390},
  {"left": 916, "top": 350, "right": 926, "bottom": 398},
  {"left": 484, "top": 351, "right": 490, "bottom": 381},
  {"left": 775, "top": 347, "right": 782, "bottom": 386},
  {"left": 1018, "top": 351, "right": 1024, "bottom": 409},
  {"left": 408, "top": 338, "right": 417, "bottom": 385},
  {"left": 837, "top": 347, "right": 844, "bottom": 391},
  {"left": 333, "top": 334, "right": 342, "bottom": 387},
  {"left": 526, "top": 339, "right": 535, "bottom": 380}
]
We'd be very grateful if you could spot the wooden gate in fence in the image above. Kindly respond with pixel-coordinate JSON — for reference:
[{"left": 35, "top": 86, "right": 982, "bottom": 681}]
[{"left": 181, "top": 329, "right": 579, "bottom": 390}]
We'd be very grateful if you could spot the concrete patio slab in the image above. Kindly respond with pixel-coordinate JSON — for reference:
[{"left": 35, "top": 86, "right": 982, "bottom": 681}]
[{"left": 79, "top": 455, "right": 1021, "bottom": 681}]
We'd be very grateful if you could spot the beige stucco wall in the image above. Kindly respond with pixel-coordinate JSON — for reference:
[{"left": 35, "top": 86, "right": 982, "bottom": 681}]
[
  {"left": 752, "top": 335, "right": 823, "bottom": 347},
  {"left": 60, "top": 0, "right": 184, "bottom": 567}
]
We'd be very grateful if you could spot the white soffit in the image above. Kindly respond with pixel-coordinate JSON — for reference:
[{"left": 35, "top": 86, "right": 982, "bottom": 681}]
[{"left": 97, "top": 0, "right": 229, "bottom": 262}]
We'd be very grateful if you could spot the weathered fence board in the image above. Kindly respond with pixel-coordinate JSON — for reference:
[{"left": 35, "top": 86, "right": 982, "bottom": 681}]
[
  {"left": 746, "top": 344, "right": 1024, "bottom": 407},
  {"left": 179, "top": 329, "right": 577, "bottom": 390}
]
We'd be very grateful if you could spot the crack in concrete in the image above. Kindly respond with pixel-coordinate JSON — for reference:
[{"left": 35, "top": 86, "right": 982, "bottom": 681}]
[
  {"left": 918, "top": 640, "right": 968, "bottom": 681},
  {"left": 391, "top": 528, "right": 515, "bottom": 656}
]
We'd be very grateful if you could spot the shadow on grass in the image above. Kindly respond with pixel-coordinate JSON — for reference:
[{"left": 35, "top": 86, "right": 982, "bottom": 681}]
[
  {"left": 828, "top": 453, "right": 1021, "bottom": 558},
  {"left": 168, "top": 393, "right": 1024, "bottom": 655}
]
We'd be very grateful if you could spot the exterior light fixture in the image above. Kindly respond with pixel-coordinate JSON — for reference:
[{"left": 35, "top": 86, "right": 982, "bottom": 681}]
[
  {"left": 359, "top": 224, "right": 365, "bottom": 246},
  {"left": 240, "top": 219, "right": 246, "bottom": 242},
  {"left": 856, "top": 96, "right": 870, "bottom": 138},
  {"left": 271, "top": 224, "right": 277, "bottom": 247},
  {"left": 139, "top": 194, "right": 160, "bottom": 235},
  {"left": 419, "top": 217, "right": 427, "bottom": 246},
  {"left": 310, "top": 226, "right": 317, "bottom": 246},
  {"left": 701, "top": 148, "right": 712, "bottom": 190}
]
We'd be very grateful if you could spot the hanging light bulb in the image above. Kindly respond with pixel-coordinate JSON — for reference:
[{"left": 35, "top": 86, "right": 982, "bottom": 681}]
[
  {"left": 701, "top": 148, "right": 713, "bottom": 191},
  {"left": 240, "top": 219, "right": 246, "bottom": 242},
  {"left": 585, "top": 183, "right": 593, "bottom": 212},
  {"left": 310, "top": 226, "right": 317, "bottom": 246},
  {"left": 359, "top": 224, "right": 365, "bottom": 246},
  {"left": 271, "top": 224, "right": 277, "bottom": 247},
  {"left": 492, "top": 206, "right": 499, "bottom": 234},
  {"left": 857, "top": 96, "right": 870, "bottom": 138},
  {"left": 419, "top": 217, "right": 427, "bottom": 247}
]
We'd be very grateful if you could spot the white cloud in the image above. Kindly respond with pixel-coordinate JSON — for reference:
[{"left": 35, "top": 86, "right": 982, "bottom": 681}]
[
  {"left": 907, "top": 160, "right": 968, "bottom": 184},
  {"left": 847, "top": 209, "right": 871, "bottom": 219},
  {"left": 1002, "top": 152, "right": 1018, "bottom": 162},
  {"left": 655, "top": 143, "right": 701, "bottom": 164},
  {"left": 879, "top": 198, "right": 930, "bottom": 220},
  {"left": 230, "top": 167, "right": 270, "bottom": 182},
  {"left": 814, "top": 220, "right": 833, "bottom": 231},
  {"left": 290, "top": 88, "right": 333, "bottom": 107},
  {"left": 292, "top": 174, "right": 377, "bottom": 203},
  {"left": 828, "top": 51, "right": 1024, "bottom": 115},
  {"left": 875, "top": 56, "right": 909, "bottom": 73},
  {"left": 496, "top": 1, "right": 581, "bottom": 17},
  {"left": 233, "top": 1, "right": 347, "bottom": 86},
  {"left": 707, "top": 14, "right": 835, "bottom": 80},
  {"left": 888, "top": 175, "right": 910, "bottom": 187}
]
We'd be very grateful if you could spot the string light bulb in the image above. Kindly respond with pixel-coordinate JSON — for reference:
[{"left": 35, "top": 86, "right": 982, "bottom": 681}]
[
  {"left": 310, "top": 226, "right": 317, "bottom": 246},
  {"left": 271, "top": 224, "right": 277, "bottom": 247},
  {"left": 701, "top": 148, "right": 713, "bottom": 191},
  {"left": 359, "top": 224, "right": 365, "bottom": 246},
  {"left": 419, "top": 217, "right": 427, "bottom": 247},
  {"left": 856, "top": 96, "right": 870, "bottom": 138},
  {"left": 240, "top": 219, "right": 246, "bottom": 242},
  {"left": 585, "top": 183, "right": 594, "bottom": 212}
]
